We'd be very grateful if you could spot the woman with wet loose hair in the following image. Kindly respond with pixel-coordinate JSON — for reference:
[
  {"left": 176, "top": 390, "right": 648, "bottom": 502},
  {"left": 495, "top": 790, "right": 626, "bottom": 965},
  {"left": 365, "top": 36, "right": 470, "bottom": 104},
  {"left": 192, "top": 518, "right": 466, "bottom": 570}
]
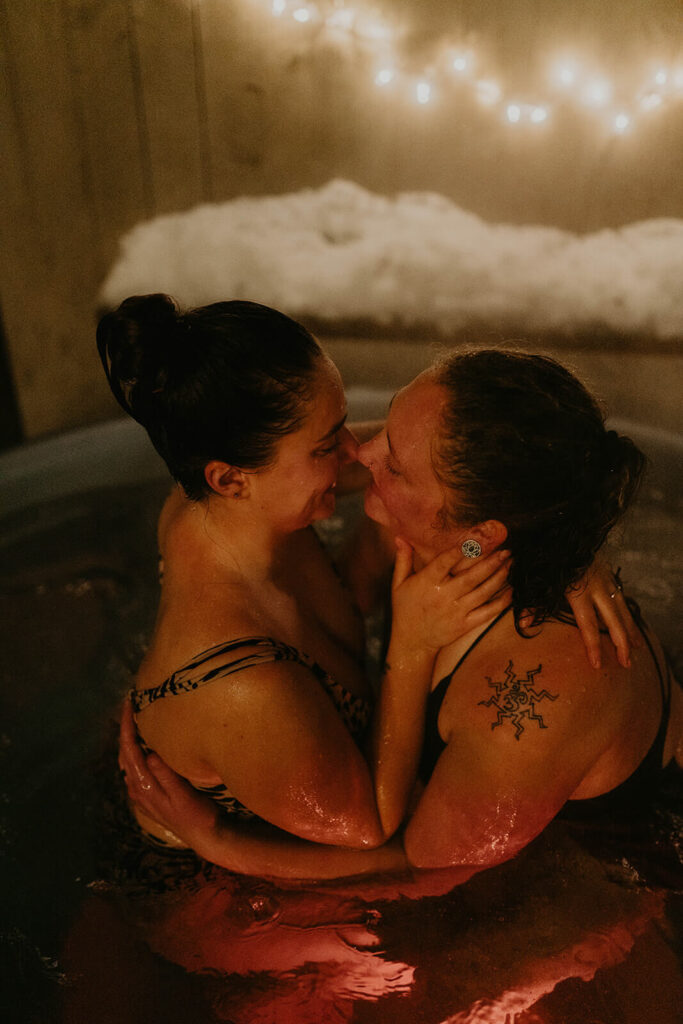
[
  {"left": 119, "top": 338, "right": 680, "bottom": 881},
  {"left": 430, "top": 349, "right": 645, "bottom": 630}
]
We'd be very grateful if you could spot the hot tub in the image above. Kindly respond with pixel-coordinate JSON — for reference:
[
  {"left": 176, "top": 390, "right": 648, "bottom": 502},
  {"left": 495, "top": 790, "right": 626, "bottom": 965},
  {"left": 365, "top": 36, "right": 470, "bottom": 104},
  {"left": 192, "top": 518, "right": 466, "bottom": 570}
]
[{"left": 1, "top": 387, "right": 681, "bottom": 1023}]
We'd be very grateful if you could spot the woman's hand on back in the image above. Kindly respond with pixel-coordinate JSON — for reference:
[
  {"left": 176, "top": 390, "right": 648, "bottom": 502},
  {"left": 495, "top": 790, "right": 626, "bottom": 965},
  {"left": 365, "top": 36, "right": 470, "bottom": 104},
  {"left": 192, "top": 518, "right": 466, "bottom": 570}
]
[
  {"left": 119, "top": 700, "right": 219, "bottom": 847},
  {"left": 561, "top": 561, "right": 641, "bottom": 669},
  {"left": 390, "top": 539, "right": 512, "bottom": 655}
]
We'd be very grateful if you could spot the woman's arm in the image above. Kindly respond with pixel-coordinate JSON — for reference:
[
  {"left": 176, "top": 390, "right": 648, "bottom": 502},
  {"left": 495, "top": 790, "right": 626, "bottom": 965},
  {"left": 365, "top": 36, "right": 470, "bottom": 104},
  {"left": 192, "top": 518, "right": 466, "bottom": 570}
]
[
  {"left": 120, "top": 721, "right": 406, "bottom": 879},
  {"left": 128, "top": 550, "right": 507, "bottom": 853},
  {"left": 120, "top": 704, "right": 488, "bottom": 887},
  {"left": 121, "top": 702, "right": 406, "bottom": 878},
  {"left": 163, "top": 656, "right": 389, "bottom": 848},
  {"left": 402, "top": 641, "right": 609, "bottom": 869},
  {"left": 121, "top": 544, "right": 512, "bottom": 869},
  {"left": 369, "top": 541, "right": 512, "bottom": 839}
]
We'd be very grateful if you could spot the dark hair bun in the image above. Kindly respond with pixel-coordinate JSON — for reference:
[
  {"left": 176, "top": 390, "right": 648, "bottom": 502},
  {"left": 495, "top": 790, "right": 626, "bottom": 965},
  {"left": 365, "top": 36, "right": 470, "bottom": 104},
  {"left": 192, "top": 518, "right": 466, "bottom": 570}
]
[
  {"left": 117, "top": 293, "right": 178, "bottom": 337},
  {"left": 97, "top": 296, "right": 322, "bottom": 498},
  {"left": 96, "top": 293, "right": 180, "bottom": 421}
]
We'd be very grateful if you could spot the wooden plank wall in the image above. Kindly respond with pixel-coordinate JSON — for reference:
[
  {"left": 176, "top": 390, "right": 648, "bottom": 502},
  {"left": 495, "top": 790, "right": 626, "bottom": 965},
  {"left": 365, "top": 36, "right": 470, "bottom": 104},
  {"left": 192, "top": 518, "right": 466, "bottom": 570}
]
[{"left": 0, "top": 0, "right": 682, "bottom": 440}]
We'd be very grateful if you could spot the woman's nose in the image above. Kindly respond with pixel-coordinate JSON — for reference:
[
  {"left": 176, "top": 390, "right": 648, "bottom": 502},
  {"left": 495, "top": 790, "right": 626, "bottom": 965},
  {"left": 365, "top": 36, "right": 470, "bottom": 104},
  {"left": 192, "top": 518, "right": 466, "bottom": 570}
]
[
  {"left": 356, "top": 436, "right": 377, "bottom": 469},
  {"left": 338, "top": 426, "right": 359, "bottom": 466}
]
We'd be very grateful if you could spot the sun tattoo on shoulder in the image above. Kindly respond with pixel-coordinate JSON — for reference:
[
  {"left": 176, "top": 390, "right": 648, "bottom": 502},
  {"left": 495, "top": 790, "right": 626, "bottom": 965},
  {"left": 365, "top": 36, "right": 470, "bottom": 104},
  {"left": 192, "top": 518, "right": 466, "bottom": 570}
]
[{"left": 478, "top": 661, "right": 558, "bottom": 740}]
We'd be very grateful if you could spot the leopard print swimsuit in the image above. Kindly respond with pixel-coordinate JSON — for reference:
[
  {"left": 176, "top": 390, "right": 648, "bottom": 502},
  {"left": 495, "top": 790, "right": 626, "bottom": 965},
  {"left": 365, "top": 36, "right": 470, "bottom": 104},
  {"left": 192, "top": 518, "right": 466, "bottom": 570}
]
[{"left": 131, "top": 636, "right": 372, "bottom": 828}]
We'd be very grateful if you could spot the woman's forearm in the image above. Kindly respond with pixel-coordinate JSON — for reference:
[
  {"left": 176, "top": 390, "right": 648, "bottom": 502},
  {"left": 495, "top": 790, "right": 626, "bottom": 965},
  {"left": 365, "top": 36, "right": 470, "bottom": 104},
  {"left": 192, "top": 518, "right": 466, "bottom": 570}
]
[
  {"left": 188, "top": 817, "right": 409, "bottom": 880},
  {"left": 366, "top": 544, "right": 506, "bottom": 840},
  {"left": 370, "top": 637, "right": 435, "bottom": 840}
]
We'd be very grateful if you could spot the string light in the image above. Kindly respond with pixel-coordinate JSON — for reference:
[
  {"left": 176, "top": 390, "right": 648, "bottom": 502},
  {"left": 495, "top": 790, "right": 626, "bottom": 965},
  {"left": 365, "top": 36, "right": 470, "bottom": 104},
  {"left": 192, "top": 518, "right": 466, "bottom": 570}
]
[
  {"left": 553, "top": 62, "right": 579, "bottom": 88},
  {"left": 580, "top": 77, "right": 612, "bottom": 108},
  {"left": 505, "top": 102, "right": 550, "bottom": 126},
  {"left": 325, "top": 8, "right": 355, "bottom": 32},
  {"left": 247, "top": 0, "right": 682, "bottom": 135},
  {"left": 375, "top": 67, "right": 394, "bottom": 87},
  {"left": 612, "top": 112, "right": 632, "bottom": 134},
  {"left": 475, "top": 79, "right": 501, "bottom": 106},
  {"left": 640, "top": 92, "right": 663, "bottom": 112},
  {"left": 353, "top": 14, "right": 393, "bottom": 43},
  {"left": 449, "top": 49, "right": 475, "bottom": 77},
  {"left": 415, "top": 80, "right": 432, "bottom": 105}
]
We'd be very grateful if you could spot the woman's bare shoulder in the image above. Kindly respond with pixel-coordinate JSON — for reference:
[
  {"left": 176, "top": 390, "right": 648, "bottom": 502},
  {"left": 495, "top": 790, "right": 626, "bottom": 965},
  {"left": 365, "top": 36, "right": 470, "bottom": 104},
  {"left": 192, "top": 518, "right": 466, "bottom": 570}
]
[{"left": 440, "top": 618, "right": 620, "bottom": 746}]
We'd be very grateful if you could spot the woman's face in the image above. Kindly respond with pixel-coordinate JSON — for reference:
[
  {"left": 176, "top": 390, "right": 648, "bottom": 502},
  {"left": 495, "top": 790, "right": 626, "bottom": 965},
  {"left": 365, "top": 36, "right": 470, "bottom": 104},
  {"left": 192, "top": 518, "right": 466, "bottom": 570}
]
[
  {"left": 358, "top": 372, "right": 461, "bottom": 559},
  {"left": 249, "top": 356, "right": 356, "bottom": 532}
]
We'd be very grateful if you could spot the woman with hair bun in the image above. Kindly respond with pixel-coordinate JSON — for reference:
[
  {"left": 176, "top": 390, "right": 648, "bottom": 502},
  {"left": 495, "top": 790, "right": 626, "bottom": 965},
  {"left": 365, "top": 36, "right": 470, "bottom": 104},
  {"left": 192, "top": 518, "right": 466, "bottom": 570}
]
[
  {"left": 115, "top": 306, "right": 679, "bottom": 880},
  {"left": 99, "top": 294, "right": 519, "bottom": 880}
]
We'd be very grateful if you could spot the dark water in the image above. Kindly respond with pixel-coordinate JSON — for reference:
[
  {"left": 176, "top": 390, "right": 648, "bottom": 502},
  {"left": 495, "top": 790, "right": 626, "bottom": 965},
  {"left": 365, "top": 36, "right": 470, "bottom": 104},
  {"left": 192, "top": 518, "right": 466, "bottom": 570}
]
[{"left": 1, "top": 439, "right": 681, "bottom": 1023}]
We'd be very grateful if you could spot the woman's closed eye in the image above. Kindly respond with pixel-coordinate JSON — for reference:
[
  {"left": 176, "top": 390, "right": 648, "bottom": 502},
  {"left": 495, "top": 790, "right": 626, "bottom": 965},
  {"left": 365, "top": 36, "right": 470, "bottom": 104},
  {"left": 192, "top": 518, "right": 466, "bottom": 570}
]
[
  {"left": 313, "top": 437, "right": 341, "bottom": 457},
  {"left": 384, "top": 455, "right": 400, "bottom": 477}
]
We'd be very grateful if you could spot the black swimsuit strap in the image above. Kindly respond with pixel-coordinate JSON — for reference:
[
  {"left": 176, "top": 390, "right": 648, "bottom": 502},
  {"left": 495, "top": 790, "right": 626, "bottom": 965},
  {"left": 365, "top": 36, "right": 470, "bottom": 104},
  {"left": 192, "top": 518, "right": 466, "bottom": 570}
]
[
  {"left": 629, "top": 607, "right": 675, "bottom": 762},
  {"left": 636, "top": 615, "right": 671, "bottom": 709},
  {"left": 419, "top": 605, "right": 513, "bottom": 784},
  {"left": 430, "top": 605, "right": 514, "bottom": 707}
]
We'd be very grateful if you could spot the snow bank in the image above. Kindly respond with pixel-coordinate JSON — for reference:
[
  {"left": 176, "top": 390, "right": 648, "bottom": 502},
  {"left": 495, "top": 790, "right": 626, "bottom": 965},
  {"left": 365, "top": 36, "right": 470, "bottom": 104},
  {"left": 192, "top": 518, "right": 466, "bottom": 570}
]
[{"left": 100, "top": 180, "right": 683, "bottom": 341}]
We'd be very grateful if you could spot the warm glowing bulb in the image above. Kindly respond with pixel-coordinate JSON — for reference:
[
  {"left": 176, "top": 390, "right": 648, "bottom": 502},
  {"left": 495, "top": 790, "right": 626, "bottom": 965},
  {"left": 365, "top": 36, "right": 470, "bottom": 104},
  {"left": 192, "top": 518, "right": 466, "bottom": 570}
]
[
  {"left": 654, "top": 68, "right": 668, "bottom": 86},
  {"left": 375, "top": 68, "right": 394, "bottom": 87},
  {"left": 271, "top": 0, "right": 286, "bottom": 14},
  {"left": 506, "top": 104, "right": 521, "bottom": 123},
  {"left": 356, "top": 16, "right": 393, "bottom": 42},
  {"left": 530, "top": 105, "right": 549, "bottom": 123},
  {"left": 613, "top": 112, "right": 631, "bottom": 133},
  {"left": 551, "top": 59, "right": 580, "bottom": 88},
  {"left": 451, "top": 50, "right": 474, "bottom": 75},
  {"left": 475, "top": 79, "right": 501, "bottom": 106},
  {"left": 292, "top": 6, "right": 312, "bottom": 22},
  {"left": 416, "top": 80, "right": 432, "bottom": 104},
  {"left": 640, "top": 92, "right": 663, "bottom": 112},
  {"left": 325, "top": 9, "right": 354, "bottom": 32},
  {"left": 581, "top": 77, "right": 612, "bottom": 107}
]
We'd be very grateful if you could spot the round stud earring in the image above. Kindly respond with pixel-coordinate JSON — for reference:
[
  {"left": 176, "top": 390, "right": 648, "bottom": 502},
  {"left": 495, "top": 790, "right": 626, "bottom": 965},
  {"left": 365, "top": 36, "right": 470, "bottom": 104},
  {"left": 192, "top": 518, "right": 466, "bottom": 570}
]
[{"left": 461, "top": 538, "right": 482, "bottom": 559}]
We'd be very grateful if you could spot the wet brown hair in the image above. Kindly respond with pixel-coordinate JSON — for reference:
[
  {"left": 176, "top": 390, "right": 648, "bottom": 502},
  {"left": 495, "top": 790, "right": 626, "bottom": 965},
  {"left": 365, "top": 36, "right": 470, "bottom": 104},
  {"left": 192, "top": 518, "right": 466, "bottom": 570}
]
[{"left": 433, "top": 349, "right": 645, "bottom": 628}]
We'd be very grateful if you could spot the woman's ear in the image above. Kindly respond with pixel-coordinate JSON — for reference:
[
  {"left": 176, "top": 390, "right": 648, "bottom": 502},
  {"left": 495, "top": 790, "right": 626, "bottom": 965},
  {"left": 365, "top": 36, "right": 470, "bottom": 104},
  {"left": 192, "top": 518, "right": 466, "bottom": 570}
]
[
  {"left": 469, "top": 519, "right": 508, "bottom": 555},
  {"left": 204, "top": 461, "right": 249, "bottom": 499}
]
